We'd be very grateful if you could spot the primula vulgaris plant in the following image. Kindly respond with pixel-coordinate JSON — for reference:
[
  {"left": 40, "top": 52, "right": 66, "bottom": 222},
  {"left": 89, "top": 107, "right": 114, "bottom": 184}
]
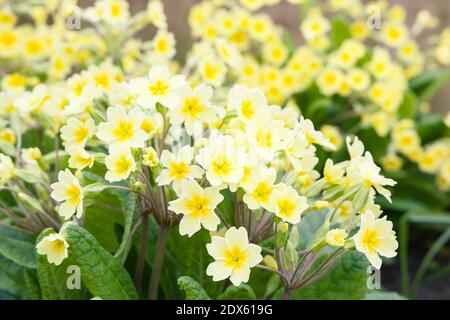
[
  {"left": 0, "top": 0, "right": 414, "bottom": 301},
  {"left": 1, "top": 62, "right": 398, "bottom": 299}
]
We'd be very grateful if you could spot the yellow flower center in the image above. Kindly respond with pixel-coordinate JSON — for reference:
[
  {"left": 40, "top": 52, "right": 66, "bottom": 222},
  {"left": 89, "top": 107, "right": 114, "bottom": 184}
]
[
  {"left": 156, "top": 39, "right": 169, "bottom": 53},
  {"left": 212, "top": 157, "right": 232, "bottom": 176},
  {"left": 169, "top": 162, "right": 189, "bottom": 180},
  {"left": 74, "top": 126, "right": 89, "bottom": 144},
  {"left": 181, "top": 97, "right": 204, "bottom": 118},
  {"left": 276, "top": 199, "right": 296, "bottom": 218},
  {"left": 224, "top": 246, "right": 247, "bottom": 269},
  {"left": 361, "top": 228, "right": 380, "bottom": 252},
  {"left": 66, "top": 184, "right": 81, "bottom": 204},
  {"left": 115, "top": 156, "right": 132, "bottom": 175},
  {"left": 253, "top": 183, "right": 272, "bottom": 203},
  {"left": 204, "top": 64, "right": 219, "bottom": 80},
  {"left": 50, "top": 239, "right": 66, "bottom": 252},
  {"left": 111, "top": 3, "right": 122, "bottom": 17},
  {"left": 0, "top": 31, "right": 16, "bottom": 47},
  {"left": 186, "top": 194, "right": 210, "bottom": 218},
  {"left": 149, "top": 80, "right": 169, "bottom": 96},
  {"left": 241, "top": 100, "right": 255, "bottom": 119},
  {"left": 113, "top": 120, "right": 134, "bottom": 142},
  {"left": 26, "top": 39, "right": 43, "bottom": 55}
]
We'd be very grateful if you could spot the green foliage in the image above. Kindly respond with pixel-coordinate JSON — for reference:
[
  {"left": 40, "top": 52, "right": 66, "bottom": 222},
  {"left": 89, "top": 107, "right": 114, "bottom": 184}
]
[
  {"left": 36, "top": 228, "right": 87, "bottom": 300},
  {"left": 330, "top": 18, "right": 351, "bottom": 50},
  {"left": 218, "top": 284, "right": 256, "bottom": 300},
  {"left": 23, "top": 269, "right": 41, "bottom": 300},
  {"left": 0, "top": 255, "right": 28, "bottom": 299},
  {"left": 290, "top": 251, "right": 369, "bottom": 300},
  {"left": 177, "top": 276, "right": 211, "bottom": 300},
  {"left": 0, "top": 228, "right": 36, "bottom": 269},
  {"left": 409, "top": 69, "right": 450, "bottom": 101},
  {"left": 65, "top": 224, "right": 138, "bottom": 300}
]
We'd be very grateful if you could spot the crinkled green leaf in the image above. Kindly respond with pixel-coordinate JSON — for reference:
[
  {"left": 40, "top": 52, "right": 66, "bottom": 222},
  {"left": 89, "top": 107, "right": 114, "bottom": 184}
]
[
  {"left": 290, "top": 251, "right": 369, "bottom": 300},
  {"left": 113, "top": 192, "right": 137, "bottom": 263},
  {"left": 23, "top": 269, "right": 41, "bottom": 300},
  {"left": 36, "top": 228, "right": 87, "bottom": 300},
  {"left": 177, "top": 276, "right": 211, "bottom": 300},
  {"left": 0, "top": 233, "right": 36, "bottom": 269},
  {"left": 218, "top": 284, "right": 256, "bottom": 300},
  {"left": 0, "top": 255, "right": 27, "bottom": 298},
  {"left": 65, "top": 224, "right": 138, "bottom": 300}
]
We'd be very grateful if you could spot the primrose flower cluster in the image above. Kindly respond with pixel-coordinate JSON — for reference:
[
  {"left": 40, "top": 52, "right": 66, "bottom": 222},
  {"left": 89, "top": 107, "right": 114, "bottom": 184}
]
[
  {"left": 2, "top": 0, "right": 447, "bottom": 300},
  {"left": 1, "top": 56, "right": 398, "bottom": 289}
]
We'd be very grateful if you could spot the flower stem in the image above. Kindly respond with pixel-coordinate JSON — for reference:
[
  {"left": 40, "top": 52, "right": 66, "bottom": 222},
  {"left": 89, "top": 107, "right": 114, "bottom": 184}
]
[
  {"left": 283, "top": 287, "right": 292, "bottom": 300},
  {"left": 134, "top": 213, "right": 148, "bottom": 293},
  {"left": 148, "top": 224, "right": 169, "bottom": 300}
]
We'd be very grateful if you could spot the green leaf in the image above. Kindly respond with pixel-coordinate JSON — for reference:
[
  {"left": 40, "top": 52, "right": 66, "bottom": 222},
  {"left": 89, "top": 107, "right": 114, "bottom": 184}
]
[
  {"left": 177, "top": 276, "right": 211, "bottom": 300},
  {"left": 330, "top": 18, "right": 351, "bottom": 50},
  {"left": 218, "top": 284, "right": 256, "bottom": 300},
  {"left": 409, "top": 69, "right": 450, "bottom": 101},
  {"left": 398, "top": 91, "right": 417, "bottom": 119},
  {"left": 166, "top": 228, "right": 222, "bottom": 298},
  {"left": 290, "top": 251, "right": 369, "bottom": 299},
  {"left": 0, "top": 255, "right": 28, "bottom": 298},
  {"left": 65, "top": 224, "right": 138, "bottom": 300},
  {"left": 23, "top": 270, "right": 41, "bottom": 300},
  {"left": 36, "top": 228, "right": 87, "bottom": 300},
  {"left": 0, "top": 234, "right": 36, "bottom": 269},
  {"left": 114, "top": 192, "right": 137, "bottom": 263}
]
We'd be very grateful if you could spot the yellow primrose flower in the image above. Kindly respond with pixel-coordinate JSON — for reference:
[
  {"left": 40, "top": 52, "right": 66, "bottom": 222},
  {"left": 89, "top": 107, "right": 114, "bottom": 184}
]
[
  {"left": 97, "top": 106, "right": 147, "bottom": 148},
  {"left": 151, "top": 29, "right": 176, "bottom": 61},
  {"left": 36, "top": 232, "right": 69, "bottom": 266},
  {"left": 168, "top": 179, "right": 223, "bottom": 237},
  {"left": 0, "top": 154, "right": 15, "bottom": 184},
  {"left": 22, "top": 147, "right": 42, "bottom": 165},
  {"left": 131, "top": 64, "right": 186, "bottom": 109},
  {"left": 299, "top": 117, "right": 336, "bottom": 150},
  {"left": 348, "top": 68, "right": 370, "bottom": 92},
  {"left": 326, "top": 229, "right": 348, "bottom": 247},
  {"left": 0, "top": 128, "right": 15, "bottom": 145},
  {"left": 267, "top": 184, "right": 308, "bottom": 224},
  {"left": 321, "top": 125, "right": 343, "bottom": 149},
  {"left": 199, "top": 57, "right": 227, "bottom": 87},
  {"left": 167, "top": 84, "right": 216, "bottom": 136},
  {"left": 243, "top": 166, "right": 277, "bottom": 210},
  {"left": 227, "top": 85, "right": 267, "bottom": 124},
  {"left": 381, "top": 154, "right": 403, "bottom": 171},
  {"left": 380, "top": 22, "right": 409, "bottom": 48},
  {"left": 196, "top": 135, "right": 246, "bottom": 186},
  {"left": 50, "top": 169, "right": 84, "bottom": 220},
  {"left": 323, "top": 159, "right": 345, "bottom": 185},
  {"left": 206, "top": 226, "right": 262, "bottom": 286},
  {"left": 301, "top": 14, "right": 330, "bottom": 41},
  {"left": 146, "top": 0, "right": 167, "bottom": 29},
  {"left": 316, "top": 67, "right": 343, "bottom": 96},
  {"left": 354, "top": 211, "right": 398, "bottom": 269},
  {"left": 67, "top": 147, "right": 95, "bottom": 171},
  {"left": 142, "top": 146, "right": 159, "bottom": 168},
  {"left": 104, "top": 144, "right": 136, "bottom": 182},
  {"left": 60, "top": 118, "right": 96, "bottom": 149},
  {"left": 156, "top": 146, "right": 204, "bottom": 192}
]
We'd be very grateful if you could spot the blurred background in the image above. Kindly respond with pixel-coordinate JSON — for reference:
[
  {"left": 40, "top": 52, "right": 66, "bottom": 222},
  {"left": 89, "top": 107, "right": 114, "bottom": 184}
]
[{"left": 77, "top": 0, "right": 450, "bottom": 113}]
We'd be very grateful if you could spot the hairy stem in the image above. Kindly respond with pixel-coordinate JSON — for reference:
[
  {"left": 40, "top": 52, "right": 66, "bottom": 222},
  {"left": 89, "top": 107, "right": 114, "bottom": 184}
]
[
  {"left": 148, "top": 224, "right": 169, "bottom": 300},
  {"left": 134, "top": 213, "right": 149, "bottom": 293}
]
